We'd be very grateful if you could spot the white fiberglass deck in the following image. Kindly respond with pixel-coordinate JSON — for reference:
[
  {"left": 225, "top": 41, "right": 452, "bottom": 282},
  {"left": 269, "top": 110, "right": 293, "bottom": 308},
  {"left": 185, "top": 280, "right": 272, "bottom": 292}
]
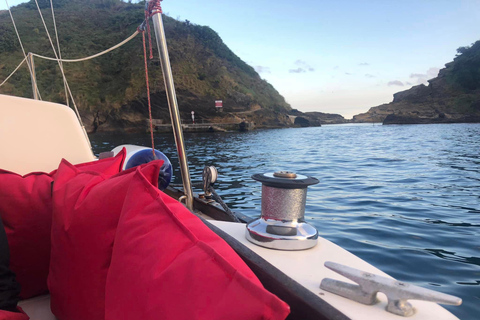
[{"left": 210, "top": 220, "right": 459, "bottom": 320}]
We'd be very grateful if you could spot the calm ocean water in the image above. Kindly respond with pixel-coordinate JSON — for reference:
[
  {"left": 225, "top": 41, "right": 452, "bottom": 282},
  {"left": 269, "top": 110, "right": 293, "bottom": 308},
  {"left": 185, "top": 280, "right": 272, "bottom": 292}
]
[{"left": 90, "top": 123, "right": 479, "bottom": 319}]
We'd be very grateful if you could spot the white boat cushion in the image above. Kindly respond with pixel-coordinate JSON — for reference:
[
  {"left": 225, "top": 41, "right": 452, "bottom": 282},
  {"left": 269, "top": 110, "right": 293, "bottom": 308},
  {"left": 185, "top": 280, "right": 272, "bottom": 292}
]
[
  {"left": 18, "top": 295, "right": 56, "bottom": 320},
  {"left": 0, "top": 95, "right": 95, "bottom": 175}
]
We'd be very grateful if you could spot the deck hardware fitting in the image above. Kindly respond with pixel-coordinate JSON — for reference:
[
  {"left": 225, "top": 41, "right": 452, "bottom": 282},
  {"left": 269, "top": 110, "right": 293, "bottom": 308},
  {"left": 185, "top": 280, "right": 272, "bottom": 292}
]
[
  {"left": 202, "top": 166, "right": 218, "bottom": 199},
  {"left": 246, "top": 171, "right": 319, "bottom": 250},
  {"left": 320, "top": 261, "right": 462, "bottom": 317}
]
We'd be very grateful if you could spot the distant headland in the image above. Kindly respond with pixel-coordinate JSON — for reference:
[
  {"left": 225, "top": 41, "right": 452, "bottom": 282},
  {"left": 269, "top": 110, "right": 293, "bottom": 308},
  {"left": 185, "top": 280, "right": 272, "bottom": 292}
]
[{"left": 352, "top": 41, "right": 480, "bottom": 125}]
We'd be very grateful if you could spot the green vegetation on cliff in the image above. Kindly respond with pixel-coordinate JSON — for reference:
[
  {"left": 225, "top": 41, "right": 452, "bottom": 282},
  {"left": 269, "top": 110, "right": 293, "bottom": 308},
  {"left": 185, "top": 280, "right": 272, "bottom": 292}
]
[
  {"left": 447, "top": 42, "right": 480, "bottom": 92},
  {"left": 0, "top": 0, "right": 291, "bottom": 131},
  {"left": 353, "top": 40, "right": 480, "bottom": 124}
]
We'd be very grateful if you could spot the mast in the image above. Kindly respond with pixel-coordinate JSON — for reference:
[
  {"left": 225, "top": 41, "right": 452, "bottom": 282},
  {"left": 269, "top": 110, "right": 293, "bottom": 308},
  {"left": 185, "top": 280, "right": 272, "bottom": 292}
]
[{"left": 149, "top": 1, "right": 194, "bottom": 211}]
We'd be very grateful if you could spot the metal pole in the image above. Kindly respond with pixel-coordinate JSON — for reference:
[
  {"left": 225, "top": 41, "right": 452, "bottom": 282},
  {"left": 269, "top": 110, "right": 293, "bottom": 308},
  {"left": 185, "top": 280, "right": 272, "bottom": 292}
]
[
  {"left": 27, "top": 53, "right": 39, "bottom": 100},
  {"left": 151, "top": 10, "right": 194, "bottom": 211}
]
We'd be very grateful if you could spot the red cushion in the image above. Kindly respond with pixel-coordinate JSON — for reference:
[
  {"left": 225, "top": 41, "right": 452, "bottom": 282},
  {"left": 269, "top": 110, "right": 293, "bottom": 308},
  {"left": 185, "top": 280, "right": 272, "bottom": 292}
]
[
  {"left": 105, "top": 168, "right": 290, "bottom": 320},
  {"left": 49, "top": 160, "right": 162, "bottom": 320},
  {"left": 49, "top": 148, "right": 126, "bottom": 177},
  {"left": 0, "top": 148, "right": 126, "bottom": 299},
  {"left": 0, "top": 307, "right": 29, "bottom": 320},
  {"left": 0, "top": 170, "right": 52, "bottom": 299}
]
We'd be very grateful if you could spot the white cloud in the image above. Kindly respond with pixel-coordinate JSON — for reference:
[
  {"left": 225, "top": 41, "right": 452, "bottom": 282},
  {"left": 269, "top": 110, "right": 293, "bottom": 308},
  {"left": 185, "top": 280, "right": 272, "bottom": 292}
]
[
  {"left": 255, "top": 66, "right": 271, "bottom": 74},
  {"left": 410, "top": 67, "right": 440, "bottom": 84},
  {"left": 290, "top": 60, "right": 315, "bottom": 73},
  {"left": 388, "top": 80, "right": 404, "bottom": 86},
  {"left": 289, "top": 68, "right": 306, "bottom": 73}
]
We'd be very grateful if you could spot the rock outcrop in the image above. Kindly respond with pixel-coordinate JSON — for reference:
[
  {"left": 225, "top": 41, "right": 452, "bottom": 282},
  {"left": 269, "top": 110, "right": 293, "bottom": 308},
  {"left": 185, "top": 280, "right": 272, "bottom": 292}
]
[
  {"left": 288, "top": 109, "right": 346, "bottom": 126},
  {"left": 352, "top": 40, "right": 480, "bottom": 125}
]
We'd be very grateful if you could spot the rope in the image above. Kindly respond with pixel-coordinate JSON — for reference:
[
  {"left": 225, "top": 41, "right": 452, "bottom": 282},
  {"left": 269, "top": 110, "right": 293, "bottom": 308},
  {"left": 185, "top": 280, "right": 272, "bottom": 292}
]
[
  {"left": 4, "top": 0, "right": 42, "bottom": 99},
  {"left": 169, "top": 182, "right": 240, "bottom": 222},
  {"left": 33, "top": 0, "right": 83, "bottom": 126},
  {"left": 144, "top": 0, "right": 163, "bottom": 59},
  {"left": 4, "top": 0, "right": 148, "bottom": 148},
  {"left": 32, "top": 31, "right": 140, "bottom": 63},
  {"left": 148, "top": 0, "right": 163, "bottom": 17},
  {"left": 4, "top": 0, "right": 145, "bottom": 151},
  {"left": 0, "top": 57, "right": 26, "bottom": 87},
  {"left": 208, "top": 186, "right": 240, "bottom": 222},
  {"left": 140, "top": 0, "right": 164, "bottom": 157},
  {"left": 141, "top": 31, "right": 156, "bottom": 158},
  {"left": 50, "top": 0, "right": 68, "bottom": 106},
  {"left": 4, "top": 0, "right": 27, "bottom": 58}
]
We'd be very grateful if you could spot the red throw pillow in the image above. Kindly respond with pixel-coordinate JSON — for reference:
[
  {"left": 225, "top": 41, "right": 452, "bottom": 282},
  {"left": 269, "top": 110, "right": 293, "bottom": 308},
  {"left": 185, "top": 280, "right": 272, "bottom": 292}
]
[
  {"left": 105, "top": 168, "right": 290, "bottom": 320},
  {"left": 49, "top": 160, "right": 163, "bottom": 320},
  {"left": 0, "top": 169, "right": 53, "bottom": 300},
  {"left": 0, "top": 307, "right": 29, "bottom": 320},
  {"left": 0, "top": 148, "right": 126, "bottom": 299},
  {"left": 49, "top": 148, "right": 126, "bottom": 177}
]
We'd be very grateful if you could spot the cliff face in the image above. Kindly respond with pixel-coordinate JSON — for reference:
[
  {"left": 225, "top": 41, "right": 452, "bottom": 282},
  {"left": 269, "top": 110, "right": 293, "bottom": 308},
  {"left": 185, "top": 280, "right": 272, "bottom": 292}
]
[
  {"left": 353, "top": 40, "right": 480, "bottom": 124},
  {"left": 0, "top": 0, "right": 293, "bottom": 132},
  {"left": 287, "top": 109, "right": 346, "bottom": 127},
  {"left": 304, "top": 112, "right": 347, "bottom": 125}
]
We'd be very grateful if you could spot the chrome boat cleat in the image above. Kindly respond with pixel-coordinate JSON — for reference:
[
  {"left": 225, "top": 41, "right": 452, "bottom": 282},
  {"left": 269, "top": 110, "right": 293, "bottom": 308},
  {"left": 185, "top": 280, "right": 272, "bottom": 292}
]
[{"left": 320, "top": 261, "right": 462, "bottom": 317}]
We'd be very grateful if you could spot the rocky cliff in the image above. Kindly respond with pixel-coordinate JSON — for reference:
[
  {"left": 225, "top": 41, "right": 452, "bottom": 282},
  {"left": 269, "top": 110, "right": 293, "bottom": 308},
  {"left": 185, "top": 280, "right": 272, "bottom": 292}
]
[
  {"left": 288, "top": 109, "right": 346, "bottom": 127},
  {"left": 352, "top": 40, "right": 480, "bottom": 124}
]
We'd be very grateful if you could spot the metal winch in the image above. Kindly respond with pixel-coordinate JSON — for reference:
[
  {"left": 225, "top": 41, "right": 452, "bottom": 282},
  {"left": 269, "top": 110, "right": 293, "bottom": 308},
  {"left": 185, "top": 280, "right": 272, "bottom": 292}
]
[{"left": 246, "top": 171, "right": 319, "bottom": 250}]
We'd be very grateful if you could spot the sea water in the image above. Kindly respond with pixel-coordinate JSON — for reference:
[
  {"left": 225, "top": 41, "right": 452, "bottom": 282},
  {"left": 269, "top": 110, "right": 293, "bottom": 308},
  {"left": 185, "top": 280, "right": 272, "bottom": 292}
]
[{"left": 90, "top": 123, "right": 480, "bottom": 319}]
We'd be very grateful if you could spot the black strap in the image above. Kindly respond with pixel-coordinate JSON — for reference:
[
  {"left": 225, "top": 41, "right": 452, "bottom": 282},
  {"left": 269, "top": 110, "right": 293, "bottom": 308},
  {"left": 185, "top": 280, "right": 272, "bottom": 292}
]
[{"left": 0, "top": 217, "right": 21, "bottom": 312}]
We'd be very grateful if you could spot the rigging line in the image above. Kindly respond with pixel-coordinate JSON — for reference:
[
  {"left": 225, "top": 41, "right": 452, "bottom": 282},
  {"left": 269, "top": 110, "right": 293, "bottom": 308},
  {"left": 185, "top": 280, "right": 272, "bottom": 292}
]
[
  {"left": 141, "top": 30, "right": 156, "bottom": 157},
  {"left": 4, "top": 0, "right": 42, "bottom": 100},
  {"left": 4, "top": 0, "right": 26, "bottom": 57},
  {"left": 50, "top": 0, "right": 68, "bottom": 107},
  {"left": 58, "top": 70, "right": 93, "bottom": 150},
  {"left": 33, "top": 0, "right": 83, "bottom": 127},
  {"left": 33, "top": 0, "right": 90, "bottom": 149},
  {"left": 0, "top": 57, "right": 26, "bottom": 87},
  {"left": 31, "top": 31, "right": 140, "bottom": 63}
]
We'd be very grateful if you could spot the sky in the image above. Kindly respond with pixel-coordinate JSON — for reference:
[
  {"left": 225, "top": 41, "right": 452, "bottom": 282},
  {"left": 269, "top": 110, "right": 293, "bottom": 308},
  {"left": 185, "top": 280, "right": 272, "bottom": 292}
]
[{"left": 1, "top": 0, "right": 479, "bottom": 118}]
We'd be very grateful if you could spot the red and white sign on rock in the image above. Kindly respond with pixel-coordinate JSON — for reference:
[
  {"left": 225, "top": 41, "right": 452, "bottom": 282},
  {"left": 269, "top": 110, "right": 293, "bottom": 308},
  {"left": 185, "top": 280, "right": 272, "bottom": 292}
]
[{"left": 215, "top": 100, "right": 223, "bottom": 108}]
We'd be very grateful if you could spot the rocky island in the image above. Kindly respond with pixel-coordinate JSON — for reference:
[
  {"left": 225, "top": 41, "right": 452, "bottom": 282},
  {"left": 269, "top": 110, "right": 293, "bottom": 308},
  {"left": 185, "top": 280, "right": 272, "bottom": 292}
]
[{"left": 353, "top": 41, "right": 480, "bottom": 125}]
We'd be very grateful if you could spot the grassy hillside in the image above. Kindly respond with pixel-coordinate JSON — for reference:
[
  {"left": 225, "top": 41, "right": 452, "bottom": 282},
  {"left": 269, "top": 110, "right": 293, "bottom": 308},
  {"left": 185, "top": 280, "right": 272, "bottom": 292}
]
[{"left": 0, "top": 0, "right": 291, "bottom": 131}]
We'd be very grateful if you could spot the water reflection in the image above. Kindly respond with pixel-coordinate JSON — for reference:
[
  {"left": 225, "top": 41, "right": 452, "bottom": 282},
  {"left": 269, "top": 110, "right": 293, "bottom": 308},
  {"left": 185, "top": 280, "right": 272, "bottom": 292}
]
[
  {"left": 424, "top": 249, "right": 480, "bottom": 268},
  {"left": 90, "top": 123, "right": 480, "bottom": 320}
]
